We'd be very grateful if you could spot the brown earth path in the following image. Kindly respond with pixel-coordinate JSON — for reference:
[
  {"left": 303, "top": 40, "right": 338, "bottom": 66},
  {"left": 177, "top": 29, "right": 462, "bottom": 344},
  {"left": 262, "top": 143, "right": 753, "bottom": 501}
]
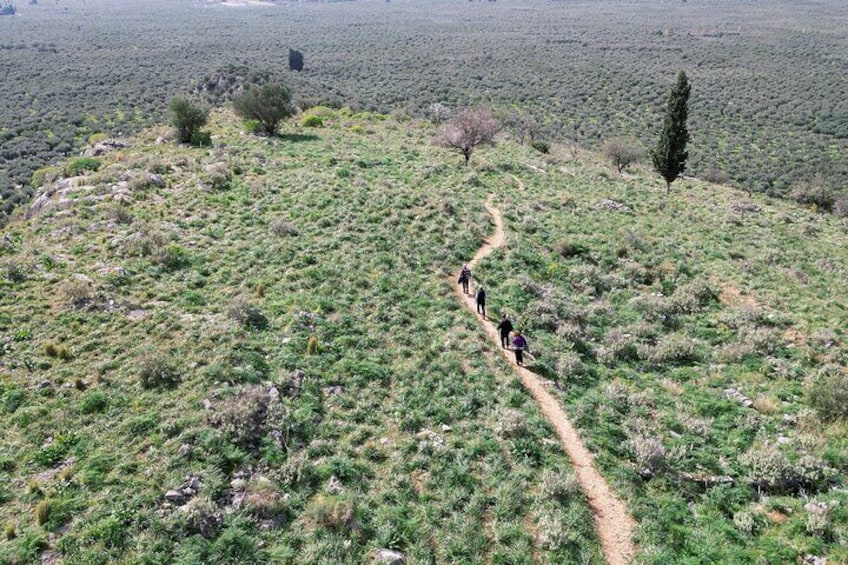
[{"left": 454, "top": 192, "right": 637, "bottom": 565}]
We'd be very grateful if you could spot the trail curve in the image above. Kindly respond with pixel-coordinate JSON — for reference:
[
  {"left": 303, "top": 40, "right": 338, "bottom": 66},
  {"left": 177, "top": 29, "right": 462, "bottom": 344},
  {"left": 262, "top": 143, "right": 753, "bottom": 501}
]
[{"left": 453, "top": 192, "right": 637, "bottom": 565}]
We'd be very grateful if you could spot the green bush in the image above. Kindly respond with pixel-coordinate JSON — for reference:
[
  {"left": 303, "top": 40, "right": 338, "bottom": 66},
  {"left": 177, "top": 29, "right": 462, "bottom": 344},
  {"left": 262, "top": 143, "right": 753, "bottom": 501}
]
[
  {"left": 87, "top": 132, "right": 109, "bottom": 145},
  {"left": 155, "top": 244, "right": 190, "bottom": 271},
  {"left": 64, "top": 157, "right": 101, "bottom": 177},
  {"left": 234, "top": 83, "right": 294, "bottom": 135},
  {"left": 531, "top": 140, "right": 550, "bottom": 154},
  {"left": 169, "top": 97, "right": 209, "bottom": 144},
  {"left": 79, "top": 390, "right": 108, "bottom": 414},
  {"left": 30, "top": 166, "right": 60, "bottom": 188},
  {"left": 300, "top": 114, "right": 324, "bottom": 128}
]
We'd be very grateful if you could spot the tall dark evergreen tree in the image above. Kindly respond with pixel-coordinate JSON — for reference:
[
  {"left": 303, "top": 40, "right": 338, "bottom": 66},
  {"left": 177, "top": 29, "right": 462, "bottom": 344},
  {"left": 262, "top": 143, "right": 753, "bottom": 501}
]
[
  {"left": 652, "top": 70, "right": 691, "bottom": 193},
  {"left": 289, "top": 49, "right": 304, "bottom": 72}
]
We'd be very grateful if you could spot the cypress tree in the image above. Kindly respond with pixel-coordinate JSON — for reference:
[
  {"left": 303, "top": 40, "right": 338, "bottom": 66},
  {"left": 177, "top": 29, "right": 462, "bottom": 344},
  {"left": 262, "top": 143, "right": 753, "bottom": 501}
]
[
  {"left": 652, "top": 70, "right": 691, "bottom": 193},
  {"left": 289, "top": 49, "right": 304, "bottom": 72}
]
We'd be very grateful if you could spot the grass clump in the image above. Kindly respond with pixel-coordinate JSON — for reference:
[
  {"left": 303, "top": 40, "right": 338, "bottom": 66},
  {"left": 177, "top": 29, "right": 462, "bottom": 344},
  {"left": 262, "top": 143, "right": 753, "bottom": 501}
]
[
  {"left": 79, "top": 390, "right": 108, "bottom": 414},
  {"left": 138, "top": 350, "right": 180, "bottom": 389}
]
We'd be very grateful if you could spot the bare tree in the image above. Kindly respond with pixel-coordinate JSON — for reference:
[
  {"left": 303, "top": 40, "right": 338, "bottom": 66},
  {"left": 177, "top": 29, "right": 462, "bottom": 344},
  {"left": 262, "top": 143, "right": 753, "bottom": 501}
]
[
  {"left": 603, "top": 137, "right": 644, "bottom": 173},
  {"left": 434, "top": 107, "right": 500, "bottom": 166}
]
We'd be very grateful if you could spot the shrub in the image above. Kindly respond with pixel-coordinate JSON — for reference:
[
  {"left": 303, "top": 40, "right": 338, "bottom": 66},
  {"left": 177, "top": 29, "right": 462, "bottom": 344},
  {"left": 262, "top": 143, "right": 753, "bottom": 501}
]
[
  {"left": 495, "top": 409, "right": 527, "bottom": 439},
  {"left": 201, "top": 163, "right": 232, "bottom": 191},
  {"left": 181, "top": 496, "right": 222, "bottom": 538},
  {"left": 3, "top": 522, "right": 15, "bottom": 540},
  {"left": 210, "top": 522, "right": 261, "bottom": 563},
  {"left": 300, "top": 114, "right": 324, "bottom": 128},
  {"left": 555, "top": 239, "right": 589, "bottom": 258},
  {"left": 234, "top": 83, "right": 294, "bottom": 135},
  {"left": 169, "top": 97, "right": 209, "bottom": 144},
  {"left": 108, "top": 205, "right": 133, "bottom": 225},
  {"left": 741, "top": 442, "right": 836, "bottom": 493},
  {"left": 530, "top": 140, "right": 550, "bottom": 154},
  {"left": 644, "top": 334, "right": 699, "bottom": 366},
  {"left": 627, "top": 434, "right": 666, "bottom": 478},
  {"left": 64, "top": 157, "right": 101, "bottom": 177},
  {"left": 270, "top": 218, "right": 298, "bottom": 237},
  {"left": 807, "top": 367, "right": 848, "bottom": 422},
  {"left": 138, "top": 351, "right": 180, "bottom": 389},
  {"left": 30, "top": 166, "right": 60, "bottom": 188},
  {"left": 209, "top": 385, "right": 288, "bottom": 450},
  {"left": 226, "top": 296, "right": 267, "bottom": 330},
  {"left": 79, "top": 390, "right": 108, "bottom": 414},
  {"left": 4, "top": 261, "right": 27, "bottom": 284},
  {"left": 539, "top": 470, "right": 580, "bottom": 503},
  {"left": 60, "top": 279, "right": 93, "bottom": 309},
  {"left": 87, "top": 132, "right": 109, "bottom": 145},
  {"left": 790, "top": 175, "right": 835, "bottom": 212},
  {"left": 155, "top": 244, "right": 190, "bottom": 271},
  {"left": 426, "top": 102, "right": 451, "bottom": 124}
]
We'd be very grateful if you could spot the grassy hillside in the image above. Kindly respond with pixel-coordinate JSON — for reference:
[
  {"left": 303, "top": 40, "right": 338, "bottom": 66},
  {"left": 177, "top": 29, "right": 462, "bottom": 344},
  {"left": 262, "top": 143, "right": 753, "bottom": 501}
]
[
  {"left": 0, "top": 110, "right": 601, "bottom": 564},
  {"left": 1, "top": 109, "right": 846, "bottom": 564}
]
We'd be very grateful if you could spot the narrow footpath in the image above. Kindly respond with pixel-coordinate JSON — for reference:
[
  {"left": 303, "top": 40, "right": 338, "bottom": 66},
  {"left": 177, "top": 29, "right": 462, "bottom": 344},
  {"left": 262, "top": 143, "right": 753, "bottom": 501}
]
[{"left": 454, "top": 194, "right": 637, "bottom": 565}]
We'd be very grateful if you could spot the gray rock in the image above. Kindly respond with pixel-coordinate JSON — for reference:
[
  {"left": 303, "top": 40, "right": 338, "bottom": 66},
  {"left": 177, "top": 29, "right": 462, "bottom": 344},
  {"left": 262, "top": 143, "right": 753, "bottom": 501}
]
[
  {"left": 596, "top": 199, "right": 630, "bottom": 213},
  {"left": 326, "top": 475, "right": 344, "bottom": 495},
  {"left": 802, "top": 555, "right": 826, "bottom": 565},
  {"left": 84, "top": 138, "right": 131, "bottom": 157},
  {"left": 373, "top": 548, "right": 405, "bottom": 564},
  {"left": 165, "top": 490, "right": 186, "bottom": 503}
]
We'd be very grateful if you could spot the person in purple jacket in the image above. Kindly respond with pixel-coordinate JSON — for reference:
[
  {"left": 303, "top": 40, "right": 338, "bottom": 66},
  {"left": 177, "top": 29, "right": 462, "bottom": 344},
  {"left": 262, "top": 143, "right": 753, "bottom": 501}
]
[{"left": 512, "top": 331, "right": 528, "bottom": 366}]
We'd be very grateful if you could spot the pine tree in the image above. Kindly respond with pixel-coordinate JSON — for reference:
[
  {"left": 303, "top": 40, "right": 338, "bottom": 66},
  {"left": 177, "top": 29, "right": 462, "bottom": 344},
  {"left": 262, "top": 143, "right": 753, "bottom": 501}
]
[{"left": 652, "top": 71, "right": 691, "bottom": 193}]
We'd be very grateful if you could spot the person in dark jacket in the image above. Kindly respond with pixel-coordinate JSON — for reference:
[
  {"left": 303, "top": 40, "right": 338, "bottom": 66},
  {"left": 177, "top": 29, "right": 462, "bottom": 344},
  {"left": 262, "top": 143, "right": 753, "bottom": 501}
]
[
  {"left": 458, "top": 264, "right": 471, "bottom": 294},
  {"left": 512, "top": 331, "right": 528, "bottom": 366},
  {"left": 496, "top": 314, "right": 513, "bottom": 348},
  {"left": 475, "top": 285, "right": 487, "bottom": 318}
]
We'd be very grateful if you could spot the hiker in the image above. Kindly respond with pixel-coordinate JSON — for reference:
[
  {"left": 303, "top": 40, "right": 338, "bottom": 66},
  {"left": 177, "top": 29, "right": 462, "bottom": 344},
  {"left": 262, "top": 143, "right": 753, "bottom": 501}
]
[
  {"left": 512, "top": 331, "right": 528, "bottom": 366},
  {"left": 475, "top": 285, "right": 486, "bottom": 318},
  {"left": 458, "top": 264, "right": 471, "bottom": 294},
  {"left": 496, "top": 314, "right": 513, "bottom": 348}
]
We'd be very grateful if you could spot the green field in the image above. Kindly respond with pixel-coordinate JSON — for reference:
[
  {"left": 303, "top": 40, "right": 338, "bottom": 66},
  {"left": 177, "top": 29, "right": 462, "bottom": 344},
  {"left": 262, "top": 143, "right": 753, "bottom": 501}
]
[{"left": 1, "top": 107, "right": 846, "bottom": 563}]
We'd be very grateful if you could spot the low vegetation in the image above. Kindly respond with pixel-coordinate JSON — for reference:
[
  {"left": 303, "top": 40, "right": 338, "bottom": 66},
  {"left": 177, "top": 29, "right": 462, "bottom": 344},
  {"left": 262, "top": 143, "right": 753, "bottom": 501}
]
[{"left": 0, "top": 109, "right": 604, "bottom": 563}]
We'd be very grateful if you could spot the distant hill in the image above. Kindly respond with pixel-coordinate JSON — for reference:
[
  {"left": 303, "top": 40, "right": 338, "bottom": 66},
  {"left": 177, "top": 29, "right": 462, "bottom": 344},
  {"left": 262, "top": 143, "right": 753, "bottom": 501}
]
[{"left": 0, "top": 109, "right": 845, "bottom": 564}]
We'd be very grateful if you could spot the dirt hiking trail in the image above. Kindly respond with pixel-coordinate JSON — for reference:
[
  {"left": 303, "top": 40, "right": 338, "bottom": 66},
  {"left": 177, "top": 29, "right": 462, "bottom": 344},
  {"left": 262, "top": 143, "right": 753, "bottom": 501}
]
[{"left": 454, "top": 193, "right": 637, "bottom": 565}]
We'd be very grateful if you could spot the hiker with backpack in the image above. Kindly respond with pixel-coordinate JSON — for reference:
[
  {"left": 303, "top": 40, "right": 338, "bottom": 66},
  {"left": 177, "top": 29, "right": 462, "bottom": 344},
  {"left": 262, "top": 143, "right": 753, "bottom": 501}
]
[
  {"left": 458, "top": 264, "right": 471, "bottom": 294},
  {"left": 512, "top": 331, "right": 528, "bottom": 366},
  {"left": 496, "top": 314, "right": 513, "bottom": 348},
  {"left": 475, "top": 285, "right": 487, "bottom": 319}
]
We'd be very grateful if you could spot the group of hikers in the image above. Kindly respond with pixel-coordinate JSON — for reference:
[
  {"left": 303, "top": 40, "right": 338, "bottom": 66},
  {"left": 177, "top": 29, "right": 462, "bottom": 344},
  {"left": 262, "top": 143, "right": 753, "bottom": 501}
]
[{"left": 458, "top": 264, "right": 529, "bottom": 366}]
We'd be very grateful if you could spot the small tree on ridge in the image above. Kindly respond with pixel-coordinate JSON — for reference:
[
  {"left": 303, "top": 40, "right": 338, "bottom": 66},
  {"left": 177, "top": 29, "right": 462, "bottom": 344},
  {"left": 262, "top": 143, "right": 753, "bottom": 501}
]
[
  {"left": 169, "top": 97, "right": 209, "bottom": 145},
  {"left": 603, "top": 137, "right": 643, "bottom": 174},
  {"left": 434, "top": 107, "right": 500, "bottom": 166},
  {"left": 233, "top": 84, "right": 294, "bottom": 136}
]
